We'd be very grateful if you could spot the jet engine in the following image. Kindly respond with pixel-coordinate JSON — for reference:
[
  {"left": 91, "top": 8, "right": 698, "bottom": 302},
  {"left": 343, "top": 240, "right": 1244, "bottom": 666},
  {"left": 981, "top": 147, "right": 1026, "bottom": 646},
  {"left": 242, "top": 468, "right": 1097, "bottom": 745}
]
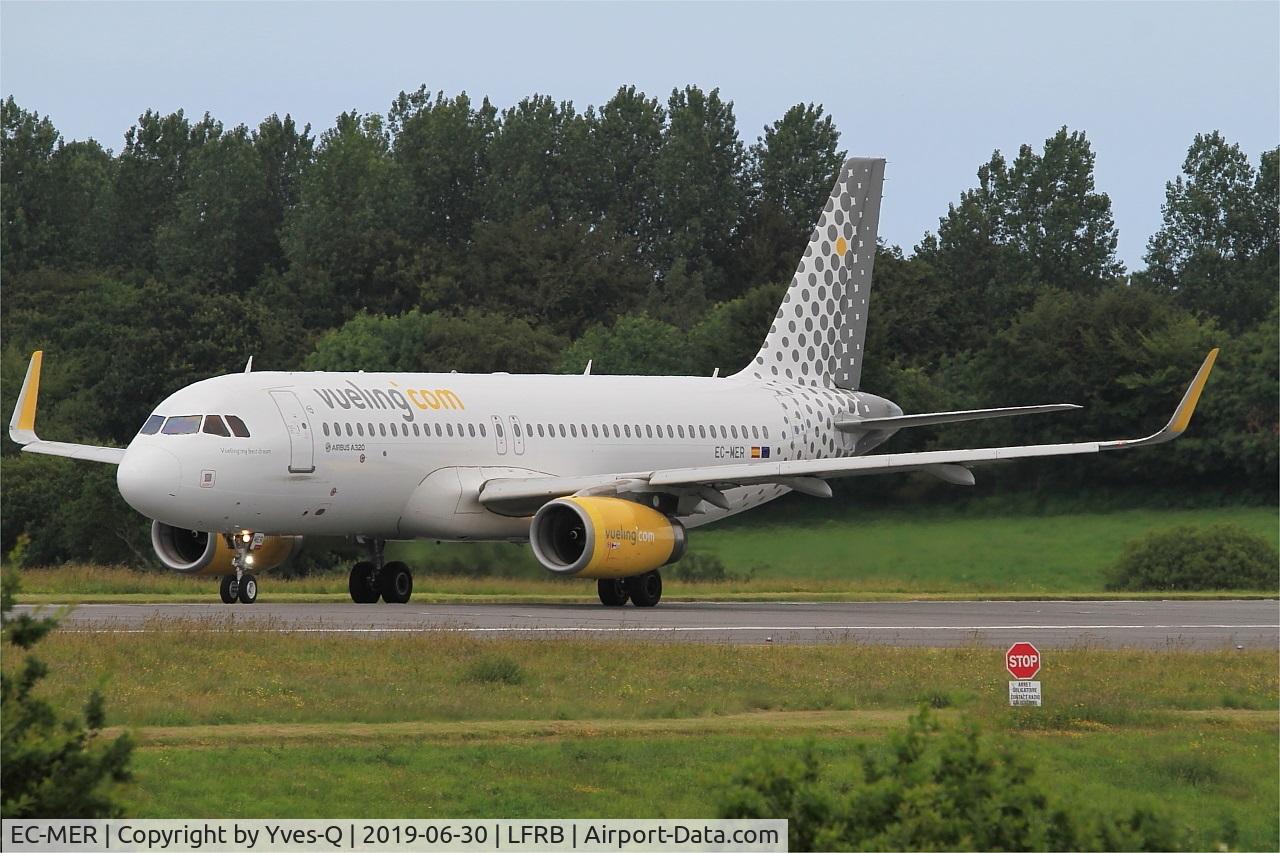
[
  {"left": 151, "top": 521, "right": 302, "bottom": 575},
  {"left": 529, "top": 497, "right": 686, "bottom": 579}
]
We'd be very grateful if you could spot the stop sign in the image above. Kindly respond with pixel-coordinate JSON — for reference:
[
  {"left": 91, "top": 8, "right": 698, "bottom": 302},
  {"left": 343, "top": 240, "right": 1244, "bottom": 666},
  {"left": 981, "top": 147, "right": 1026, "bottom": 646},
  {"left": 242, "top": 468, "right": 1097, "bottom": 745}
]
[{"left": 1006, "top": 642, "right": 1041, "bottom": 679}]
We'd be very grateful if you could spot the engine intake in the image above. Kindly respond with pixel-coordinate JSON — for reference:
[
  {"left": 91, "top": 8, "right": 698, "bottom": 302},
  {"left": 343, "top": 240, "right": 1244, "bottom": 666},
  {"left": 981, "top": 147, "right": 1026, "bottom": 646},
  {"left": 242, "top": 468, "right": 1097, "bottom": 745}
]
[
  {"left": 151, "top": 521, "right": 301, "bottom": 575},
  {"left": 529, "top": 497, "right": 686, "bottom": 578}
]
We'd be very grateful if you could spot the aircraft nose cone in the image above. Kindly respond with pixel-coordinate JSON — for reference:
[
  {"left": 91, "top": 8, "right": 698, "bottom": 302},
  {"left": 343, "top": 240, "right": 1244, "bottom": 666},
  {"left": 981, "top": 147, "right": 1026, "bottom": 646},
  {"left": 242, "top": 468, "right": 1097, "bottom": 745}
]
[{"left": 117, "top": 446, "right": 182, "bottom": 516}]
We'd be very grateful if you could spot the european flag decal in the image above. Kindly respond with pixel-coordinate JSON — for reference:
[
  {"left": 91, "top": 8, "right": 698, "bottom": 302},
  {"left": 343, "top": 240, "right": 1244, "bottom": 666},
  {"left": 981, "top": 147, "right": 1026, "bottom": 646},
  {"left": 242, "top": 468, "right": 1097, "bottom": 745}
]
[{"left": 762, "top": 446, "right": 770, "bottom": 458}]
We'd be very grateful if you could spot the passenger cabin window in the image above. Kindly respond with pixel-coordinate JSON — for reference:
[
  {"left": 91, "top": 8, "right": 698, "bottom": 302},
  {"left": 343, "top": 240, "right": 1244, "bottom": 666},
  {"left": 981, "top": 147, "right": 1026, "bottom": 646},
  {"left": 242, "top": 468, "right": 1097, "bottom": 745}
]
[
  {"left": 140, "top": 414, "right": 164, "bottom": 435},
  {"left": 161, "top": 415, "right": 201, "bottom": 435},
  {"left": 203, "top": 415, "right": 231, "bottom": 437},
  {"left": 225, "top": 415, "right": 251, "bottom": 438}
]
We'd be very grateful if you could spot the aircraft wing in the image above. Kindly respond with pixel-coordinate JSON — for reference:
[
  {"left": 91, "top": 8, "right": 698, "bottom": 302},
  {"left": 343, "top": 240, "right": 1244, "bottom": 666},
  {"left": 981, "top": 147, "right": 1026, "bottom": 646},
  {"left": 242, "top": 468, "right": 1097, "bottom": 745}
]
[
  {"left": 7, "top": 351, "right": 127, "bottom": 465},
  {"left": 479, "top": 349, "right": 1218, "bottom": 515}
]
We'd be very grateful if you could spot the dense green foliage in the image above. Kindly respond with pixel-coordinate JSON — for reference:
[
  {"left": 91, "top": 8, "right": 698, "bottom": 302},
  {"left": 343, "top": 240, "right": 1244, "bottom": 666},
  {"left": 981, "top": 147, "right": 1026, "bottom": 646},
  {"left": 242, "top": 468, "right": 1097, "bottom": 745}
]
[
  {"left": 719, "top": 709, "right": 1187, "bottom": 851},
  {"left": 1106, "top": 523, "right": 1279, "bottom": 591},
  {"left": 1, "top": 571, "right": 132, "bottom": 816},
  {"left": 1, "top": 87, "right": 1275, "bottom": 565}
]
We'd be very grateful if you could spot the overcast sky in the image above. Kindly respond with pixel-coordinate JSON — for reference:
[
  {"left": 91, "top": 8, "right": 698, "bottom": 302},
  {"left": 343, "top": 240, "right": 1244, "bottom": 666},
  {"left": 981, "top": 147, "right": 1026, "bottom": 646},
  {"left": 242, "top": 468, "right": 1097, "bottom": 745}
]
[{"left": 3, "top": 1, "right": 1277, "bottom": 269}]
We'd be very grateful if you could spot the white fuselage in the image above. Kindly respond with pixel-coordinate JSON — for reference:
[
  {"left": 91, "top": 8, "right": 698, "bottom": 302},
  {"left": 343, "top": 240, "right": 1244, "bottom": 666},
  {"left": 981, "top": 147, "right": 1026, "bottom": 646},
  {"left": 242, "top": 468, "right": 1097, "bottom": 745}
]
[{"left": 115, "top": 370, "right": 900, "bottom": 541}]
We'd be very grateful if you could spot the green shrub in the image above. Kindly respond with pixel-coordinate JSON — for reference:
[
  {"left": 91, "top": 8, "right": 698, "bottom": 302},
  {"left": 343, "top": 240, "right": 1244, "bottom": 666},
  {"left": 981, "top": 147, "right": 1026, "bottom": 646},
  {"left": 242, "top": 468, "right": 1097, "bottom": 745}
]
[
  {"left": 1, "top": 570, "right": 133, "bottom": 816},
  {"left": 718, "top": 708, "right": 1189, "bottom": 852},
  {"left": 1105, "top": 524, "right": 1278, "bottom": 591},
  {"left": 669, "top": 551, "right": 730, "bottom": 582}
]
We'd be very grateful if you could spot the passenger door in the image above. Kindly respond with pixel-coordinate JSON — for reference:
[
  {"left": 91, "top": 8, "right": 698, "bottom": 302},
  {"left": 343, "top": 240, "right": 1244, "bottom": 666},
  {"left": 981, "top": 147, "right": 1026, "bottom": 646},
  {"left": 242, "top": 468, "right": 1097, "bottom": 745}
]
[{"left": 269, "top": 390, "right": 316, "bottom": 474}]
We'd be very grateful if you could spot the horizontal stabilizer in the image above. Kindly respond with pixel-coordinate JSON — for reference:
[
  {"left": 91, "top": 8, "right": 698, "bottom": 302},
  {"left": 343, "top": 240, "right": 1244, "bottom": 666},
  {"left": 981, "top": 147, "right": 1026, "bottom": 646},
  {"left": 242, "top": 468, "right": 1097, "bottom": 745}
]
[{"left": 837, "top": 404, "right": 1080, "bottom": 432}]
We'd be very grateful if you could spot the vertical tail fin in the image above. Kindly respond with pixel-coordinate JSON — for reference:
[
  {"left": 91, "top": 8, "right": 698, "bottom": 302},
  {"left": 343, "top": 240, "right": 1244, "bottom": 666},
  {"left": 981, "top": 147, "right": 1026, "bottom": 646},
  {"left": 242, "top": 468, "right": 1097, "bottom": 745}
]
[{"left": 740, "top": 157, "right": 885, "bottom": 389}]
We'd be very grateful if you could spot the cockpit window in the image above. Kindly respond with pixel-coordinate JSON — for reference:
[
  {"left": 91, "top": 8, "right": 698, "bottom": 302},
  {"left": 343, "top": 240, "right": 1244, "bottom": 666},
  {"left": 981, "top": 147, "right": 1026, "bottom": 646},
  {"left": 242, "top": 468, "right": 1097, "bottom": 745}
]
[
  {"left": 140, "top": 414, "right": 164, "bottom": 435},
  {"left": 225, "top": 415, "right": 250, "bottom": 438},
  {"left": 202, "top": 415, "right": 230, "bottom": 437},
  {"left": 161, "top": 415, "right": 201, "bottom": 435}
]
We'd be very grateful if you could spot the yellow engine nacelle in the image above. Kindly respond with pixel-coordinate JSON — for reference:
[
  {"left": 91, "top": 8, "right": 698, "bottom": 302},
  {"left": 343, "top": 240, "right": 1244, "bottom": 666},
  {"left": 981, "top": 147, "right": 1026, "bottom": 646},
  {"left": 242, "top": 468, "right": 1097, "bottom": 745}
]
[
  {"left": 529, "top": 497, "right": 687, "bottom": 579},
  {"left": 151, "top": 521, "right": 302, "bottom": 576}
]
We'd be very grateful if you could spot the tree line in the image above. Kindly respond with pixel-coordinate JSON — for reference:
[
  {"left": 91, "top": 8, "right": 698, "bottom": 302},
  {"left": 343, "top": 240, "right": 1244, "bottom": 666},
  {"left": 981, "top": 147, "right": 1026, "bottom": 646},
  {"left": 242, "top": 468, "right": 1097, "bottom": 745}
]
[{"left": 1, "top": 87, "right": 1275, "bottom": 565}]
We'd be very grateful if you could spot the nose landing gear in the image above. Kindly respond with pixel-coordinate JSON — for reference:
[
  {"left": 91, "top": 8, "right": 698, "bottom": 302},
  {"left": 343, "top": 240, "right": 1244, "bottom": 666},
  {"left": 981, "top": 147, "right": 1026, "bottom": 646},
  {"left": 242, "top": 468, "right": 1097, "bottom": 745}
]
[
  {"left": 218, "top": 533, "right": 258, "bottom": 604},
  {"left": 347, "top": 538, "right": 414, "bottom": 604}
]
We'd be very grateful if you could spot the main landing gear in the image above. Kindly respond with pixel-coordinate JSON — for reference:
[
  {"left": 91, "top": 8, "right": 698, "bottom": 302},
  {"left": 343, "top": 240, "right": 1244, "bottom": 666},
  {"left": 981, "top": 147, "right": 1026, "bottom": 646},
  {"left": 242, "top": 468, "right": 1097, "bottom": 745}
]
[
  {"left": 348, "top": 538, "right": 413, "bottom": 604},
  {"left": 597, "top": 570, "right": 662, "bottom": 608},
  {"left": 218, "top": 533, "right": 258, "bottom": 604}
]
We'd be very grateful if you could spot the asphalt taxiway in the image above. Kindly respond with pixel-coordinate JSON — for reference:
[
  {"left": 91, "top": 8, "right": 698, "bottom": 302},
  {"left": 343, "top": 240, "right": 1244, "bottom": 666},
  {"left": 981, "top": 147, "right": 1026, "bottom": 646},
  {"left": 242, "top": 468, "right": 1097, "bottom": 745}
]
[{"left": 17, "top": 599, "right": 1278, "bottom": 649}]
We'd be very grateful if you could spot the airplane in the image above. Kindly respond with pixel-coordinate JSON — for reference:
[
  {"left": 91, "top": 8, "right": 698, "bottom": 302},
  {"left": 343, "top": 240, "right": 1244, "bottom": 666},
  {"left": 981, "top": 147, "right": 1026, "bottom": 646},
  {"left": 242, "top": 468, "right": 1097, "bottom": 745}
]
[{"left": 7, "top": 158, "right": 1219, "bottom": 607}]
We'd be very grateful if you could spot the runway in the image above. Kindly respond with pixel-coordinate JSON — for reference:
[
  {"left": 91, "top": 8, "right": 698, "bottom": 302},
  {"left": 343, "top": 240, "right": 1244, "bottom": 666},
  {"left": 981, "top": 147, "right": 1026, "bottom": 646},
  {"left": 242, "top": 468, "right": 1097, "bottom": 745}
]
[{"left": 19, "top": 599, "right": 1278, "bottom": 649}]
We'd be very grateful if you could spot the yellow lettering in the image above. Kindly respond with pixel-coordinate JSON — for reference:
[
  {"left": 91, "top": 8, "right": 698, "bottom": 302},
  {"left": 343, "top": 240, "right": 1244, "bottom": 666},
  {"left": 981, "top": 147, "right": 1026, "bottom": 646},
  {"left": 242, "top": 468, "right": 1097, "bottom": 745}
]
[
  {"left": 435, "top": 389, "right": 464, "bottom": 410},
  {"left": 402, "top": 387, "right": 464, "bottom": 412}
]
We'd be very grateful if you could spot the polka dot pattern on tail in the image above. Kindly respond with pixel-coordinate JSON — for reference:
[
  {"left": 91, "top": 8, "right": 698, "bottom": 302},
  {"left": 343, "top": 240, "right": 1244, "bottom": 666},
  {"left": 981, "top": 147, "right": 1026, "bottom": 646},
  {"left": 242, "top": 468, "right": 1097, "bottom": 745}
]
[{"left": 741, "top": 157, "right": 885, "bottom": 391}]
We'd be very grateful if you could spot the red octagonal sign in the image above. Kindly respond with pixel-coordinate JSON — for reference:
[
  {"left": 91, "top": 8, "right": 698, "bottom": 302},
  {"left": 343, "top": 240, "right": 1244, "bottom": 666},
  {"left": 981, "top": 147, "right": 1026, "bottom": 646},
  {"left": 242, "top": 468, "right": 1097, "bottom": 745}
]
[{"left": 1006, "top": 642, "right": 1041, "bottom": 679}]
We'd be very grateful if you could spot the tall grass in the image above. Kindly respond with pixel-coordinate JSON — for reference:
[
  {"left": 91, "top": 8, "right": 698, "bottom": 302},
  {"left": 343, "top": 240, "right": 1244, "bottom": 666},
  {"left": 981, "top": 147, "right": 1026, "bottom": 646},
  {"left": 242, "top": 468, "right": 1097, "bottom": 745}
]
[{"left": 9, "top": 632, "right": 1274, "bottom": 729}]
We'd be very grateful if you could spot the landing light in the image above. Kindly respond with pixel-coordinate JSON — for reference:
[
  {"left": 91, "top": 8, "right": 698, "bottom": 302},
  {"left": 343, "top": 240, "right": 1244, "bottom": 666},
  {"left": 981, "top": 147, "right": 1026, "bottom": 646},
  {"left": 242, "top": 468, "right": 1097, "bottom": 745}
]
[
  {"left": 245, "top": 556, "right": 255, "bottom": 566},
  {"left": 241, "top": 532, "right": 252, "bottom": 543}
]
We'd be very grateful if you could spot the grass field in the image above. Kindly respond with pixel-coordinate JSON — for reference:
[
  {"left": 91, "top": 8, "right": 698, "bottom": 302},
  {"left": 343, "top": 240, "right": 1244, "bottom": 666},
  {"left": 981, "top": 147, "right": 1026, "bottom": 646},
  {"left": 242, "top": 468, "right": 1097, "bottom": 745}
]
[
  {"left": 9, "top": 630, "right": 1278, "bottom": 849},
  {"left": 11, "top": 503, "right": 1278, "bottom": 602}
]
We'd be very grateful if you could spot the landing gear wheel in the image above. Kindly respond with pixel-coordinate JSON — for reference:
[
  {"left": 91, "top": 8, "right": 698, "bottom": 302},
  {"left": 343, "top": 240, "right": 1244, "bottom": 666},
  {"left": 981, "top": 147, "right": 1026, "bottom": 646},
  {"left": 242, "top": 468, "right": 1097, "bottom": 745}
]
[
  {"left": 380, "top": 561, "right": 413, "bottom": 604},
  {"left": 237, "top": 573, "right": 258, "bottom": 604},
  {"left": 597, "top": 578, "right": 629, "bottom": 606},
  {"left": 626, "top": 570, "right": 662, "bottom": 607},
  {"left": 348, "top": 561, "right": 380, "bottom": 603},
  {"left": 219, "top": 575, "right": 239, "bottom": 604}
]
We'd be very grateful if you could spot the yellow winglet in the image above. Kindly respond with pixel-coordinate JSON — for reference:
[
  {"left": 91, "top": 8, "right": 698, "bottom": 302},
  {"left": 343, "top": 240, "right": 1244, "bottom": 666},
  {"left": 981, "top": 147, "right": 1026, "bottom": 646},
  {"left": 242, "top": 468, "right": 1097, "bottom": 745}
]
[
  {"left": 1169, "top": 347, "right": 1218, "bottom": 434},
  {"left": 8, "top": 350, "right": 43, "bottom": 445},
  {"left": 1100, "top": 347, "right": 1219, "bottom": 451}
]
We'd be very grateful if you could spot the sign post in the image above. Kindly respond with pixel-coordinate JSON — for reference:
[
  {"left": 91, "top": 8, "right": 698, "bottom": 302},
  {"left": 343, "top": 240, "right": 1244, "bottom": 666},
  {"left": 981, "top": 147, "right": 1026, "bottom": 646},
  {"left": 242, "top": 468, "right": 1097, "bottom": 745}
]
[{"left": 1006, "top": 641, "right": 1042, "bottom": 706}]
